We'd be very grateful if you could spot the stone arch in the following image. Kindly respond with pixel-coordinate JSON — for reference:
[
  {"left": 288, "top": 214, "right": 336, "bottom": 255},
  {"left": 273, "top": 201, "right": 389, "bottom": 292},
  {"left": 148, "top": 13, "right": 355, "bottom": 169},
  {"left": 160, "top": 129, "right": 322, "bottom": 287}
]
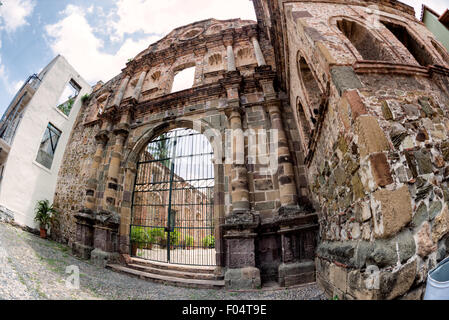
[
  {"left": 296, "top": 53, "right": 322, "bottom": 127},
  {"left": 431, "top": 39, "right": 449, "bottom": 66},
  {"left": 295, "top": 96, "right": 312, "bottom": 151},
  {"left": 336, "top": 17, "right": 396, "bottom": 62},
  {"left": 125, "top": 118, "right": 222, "bottom": 167},
  {"left": 122, "top": 117, "right": 225, "bottom": 265}
]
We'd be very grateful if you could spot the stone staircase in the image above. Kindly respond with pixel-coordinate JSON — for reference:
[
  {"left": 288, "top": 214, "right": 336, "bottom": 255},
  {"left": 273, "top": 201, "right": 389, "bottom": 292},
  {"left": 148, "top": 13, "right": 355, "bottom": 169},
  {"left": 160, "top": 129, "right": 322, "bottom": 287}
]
[{"left": 106, "top": 257, "right": 225, "bottom": 289}]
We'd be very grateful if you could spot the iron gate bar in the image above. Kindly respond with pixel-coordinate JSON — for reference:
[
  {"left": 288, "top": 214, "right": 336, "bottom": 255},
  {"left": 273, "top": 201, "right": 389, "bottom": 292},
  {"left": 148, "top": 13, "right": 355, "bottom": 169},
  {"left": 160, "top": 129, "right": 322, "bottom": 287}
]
[
  {"left": 130, "top": 128, "right": 215, "bottom": 266},
  {"left": 165, "top": 129, "right": 178, "bottom": 263}
]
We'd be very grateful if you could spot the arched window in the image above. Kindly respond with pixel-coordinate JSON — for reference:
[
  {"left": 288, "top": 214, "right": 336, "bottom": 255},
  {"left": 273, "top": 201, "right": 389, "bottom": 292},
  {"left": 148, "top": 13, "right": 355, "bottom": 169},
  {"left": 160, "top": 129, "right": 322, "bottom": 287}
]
[
  {"left": 297, "top": 55, "right": 321, "bottom": 127},
  {"left": 431, "top": 40, "right": 449, "bottom": 66},
  {"left": 382, "top": 21, "right": 435, "bottom": 67},
  {"left": 296, "top": 97, "right": 312, "bottom": 150},
  {"left": 337, "top": 19, "right": 395, "bottom": 62}
]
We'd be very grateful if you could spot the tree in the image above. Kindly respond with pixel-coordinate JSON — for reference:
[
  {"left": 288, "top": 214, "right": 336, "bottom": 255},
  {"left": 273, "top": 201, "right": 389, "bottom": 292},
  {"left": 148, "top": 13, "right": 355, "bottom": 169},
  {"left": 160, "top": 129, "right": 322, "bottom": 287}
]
[{"left": 155, "top": 133, "right": 171, "bottom": 167}]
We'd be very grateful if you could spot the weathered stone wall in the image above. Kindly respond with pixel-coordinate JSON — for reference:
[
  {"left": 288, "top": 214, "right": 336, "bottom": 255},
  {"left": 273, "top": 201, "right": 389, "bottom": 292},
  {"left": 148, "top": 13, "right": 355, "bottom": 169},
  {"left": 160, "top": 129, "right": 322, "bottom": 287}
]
[
  {"left": 52, "top": 103, "right": 98, "bottom": 244},
  {"left": 253, "top": 0, "right": 449, "bottom": 299},
  {"left": 52, "top": 77, "right": 121, "bottom": 244}
]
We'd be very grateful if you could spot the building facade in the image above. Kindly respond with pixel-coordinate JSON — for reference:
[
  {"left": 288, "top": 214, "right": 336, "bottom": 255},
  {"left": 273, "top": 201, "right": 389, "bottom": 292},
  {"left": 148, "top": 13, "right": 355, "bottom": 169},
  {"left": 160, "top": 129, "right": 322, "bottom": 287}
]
[
  {"left": 0, "top": 55, "right": 90, "bottom": 229},
  {"left": 49, "top": 0, "right": 449, "bottom": 298},
  {"left": 421, "top": 5, "right": 449, "bottom": 52}
]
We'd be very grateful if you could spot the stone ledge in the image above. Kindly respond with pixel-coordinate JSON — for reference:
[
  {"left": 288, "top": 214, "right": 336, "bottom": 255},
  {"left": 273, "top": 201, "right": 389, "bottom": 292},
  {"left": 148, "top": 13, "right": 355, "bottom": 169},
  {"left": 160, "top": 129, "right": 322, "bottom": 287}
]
[
  {"left": 278, "top": 261, "right": 315, "bottom": 287},
  {"left": 90, "top": 248, "right": 121, "bottom": 268},
  {"left": 224, "top": 267, "right": 261, "bottom": 290}
]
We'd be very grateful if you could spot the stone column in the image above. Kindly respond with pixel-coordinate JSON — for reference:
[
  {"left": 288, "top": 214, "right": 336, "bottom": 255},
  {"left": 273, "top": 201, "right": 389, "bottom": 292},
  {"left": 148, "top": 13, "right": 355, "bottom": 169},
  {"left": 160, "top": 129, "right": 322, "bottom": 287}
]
[
  {"left": 251, "top": 36, "right": 266, "bottom": 67},
  {"left": 267, "top": 101, "right": 299, "bottom": 210},
  {"left": 73, "top": 120, "right": 110, "bottom": 259},
  {"left": 228, "top": 107, "right": 250, "bottom": 214},
  {"left": 111, "top": 75, "right": 130, "bottom": 108},
  {"left": 132, "top": 70, "right": 147, "bottom": 101},
  {"left": 91, "top": 111, "right": 131, "bottom": 267},
  {"left": 83, "top": 121, "right": 110, "bottom": 213},
  {"left": 256, "top": 70, "right": 317, "bottom": 287},
  {"left": 101, "top": 112, "right": 130, "bottom": 213},
  {"left": 227, "top": 45, "right": 236, "bottom": 72},
  {"left": 257, "top": 75, "right": 299, "bottom": 213},
  {"left": 220, "top": 73, "right": 261, "bottom": 290}
]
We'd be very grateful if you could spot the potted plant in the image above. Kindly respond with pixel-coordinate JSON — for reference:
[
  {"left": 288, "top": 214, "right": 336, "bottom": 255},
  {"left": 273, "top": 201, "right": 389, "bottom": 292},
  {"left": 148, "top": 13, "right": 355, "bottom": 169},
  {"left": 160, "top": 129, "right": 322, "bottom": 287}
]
[
  {"left": 34, "top": 200, "right": 58, "bottom": 239},
  {"left": 130, "top": 226, "right": 145, "bottom": 256}
]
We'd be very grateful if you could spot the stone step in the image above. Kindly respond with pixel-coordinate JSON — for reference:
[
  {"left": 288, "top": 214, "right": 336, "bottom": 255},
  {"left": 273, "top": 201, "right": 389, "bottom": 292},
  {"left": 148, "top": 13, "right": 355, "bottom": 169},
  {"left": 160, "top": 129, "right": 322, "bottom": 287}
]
[
  {"left": 130, "top": 257, "right": 217, "bottom": 274},
  {"left": 127, "top": 263, "right": 223, "bottom": 281},
  {"left": 107, "top": 264, "right": 225, "bottom": 289}
]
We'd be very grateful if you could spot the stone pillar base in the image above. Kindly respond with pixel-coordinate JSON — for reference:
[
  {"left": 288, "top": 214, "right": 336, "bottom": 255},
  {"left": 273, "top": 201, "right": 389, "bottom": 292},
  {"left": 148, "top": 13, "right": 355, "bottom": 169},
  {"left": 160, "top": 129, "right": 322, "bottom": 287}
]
[
  {"left": 72, "top": 211, "right": 95, "bottom": 259},
  {"left": 72, "top": 242, "right": 94, "bottom": 260},
  {"left": 224, "top": 267, "right": 261, "bottom": 290},
  {"left": 278, "top": 261, "right": 315, "bottom": 287},
  {"left": 90, "top": 248, "right": 121, "bottom": 268}
]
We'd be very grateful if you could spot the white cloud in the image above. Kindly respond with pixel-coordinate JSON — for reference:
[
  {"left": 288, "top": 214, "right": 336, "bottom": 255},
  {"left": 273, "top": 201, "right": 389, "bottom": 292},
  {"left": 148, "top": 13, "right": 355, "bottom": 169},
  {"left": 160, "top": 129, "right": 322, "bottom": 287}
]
[
  {"left": 45, "top": 1, "right": 256, "bottom": 85},
  {"left": 0, "top": 55, "right": 23, "bottom": 95},
  {"left": 110, "top": 0, "right": 256, "bottom": 41},
  {"left": 0, "top": 0, "right": 35, "bottom": 32},
  {"left": 45, "top": 5, "right": 159, "bottom": 84},
  {"left": 13, "top": 80, "right": 24, "bottom": 92}
]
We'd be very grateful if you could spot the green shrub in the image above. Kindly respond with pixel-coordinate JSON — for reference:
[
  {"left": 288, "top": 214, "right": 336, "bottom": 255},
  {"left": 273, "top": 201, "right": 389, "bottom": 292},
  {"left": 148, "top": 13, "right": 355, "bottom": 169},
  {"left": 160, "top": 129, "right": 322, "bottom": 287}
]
[
  {"left": 146, "top": 227, "right": 164, "bottom": 244},
  {"left": 169, "top": 229, "right": 180, "bottom": 246},
  {"left": 202, "top": 235, "right": 215, "bottom": 248},
  {"left": 185, "top": 235, "right": 194, "bottom": 247},
  {"left": 81, "top": 94, "right": 90, "bottom": 104},
  {"left": 130, "top": 226, "right": 146, "bottom": 247}
]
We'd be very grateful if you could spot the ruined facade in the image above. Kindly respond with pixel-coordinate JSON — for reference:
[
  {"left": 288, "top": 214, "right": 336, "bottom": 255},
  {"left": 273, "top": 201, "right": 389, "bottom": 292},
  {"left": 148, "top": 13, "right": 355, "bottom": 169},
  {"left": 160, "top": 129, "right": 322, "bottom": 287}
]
[
  {"left": 52, "top": 0, "right": 449, "bottom": 298},
  {"left": 54, "top": 18, "right": 317, "bottom": 289}
]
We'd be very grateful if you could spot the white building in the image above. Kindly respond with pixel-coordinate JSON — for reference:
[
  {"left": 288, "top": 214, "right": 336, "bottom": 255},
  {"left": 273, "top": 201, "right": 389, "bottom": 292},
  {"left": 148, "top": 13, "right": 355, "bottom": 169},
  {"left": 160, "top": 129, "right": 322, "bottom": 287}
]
[{"left": 0, "top": 55, "right": 91, "bottom": 228}]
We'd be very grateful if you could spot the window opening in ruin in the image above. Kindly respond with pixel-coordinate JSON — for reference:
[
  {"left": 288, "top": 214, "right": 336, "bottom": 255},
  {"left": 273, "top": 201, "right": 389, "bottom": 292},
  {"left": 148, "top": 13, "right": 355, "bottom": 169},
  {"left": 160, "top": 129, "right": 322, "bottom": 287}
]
[
  {"left": 431, "top": 40, "right": 449, "bottom": 65},
  {"left": 171, "top": 67, "right": 195, "bottom": 93},
  {"left": 297, "top": 56, "right": 321, "bottom": 127},
  {"left": 56, "top": 79, "right": 81, "bottom": 116},
  {"left": 337, "top": 19, "right": 395, "bottom": 62},
  {"left": 296, "top": 98, "right": 312, "bottom": 150},
  {"left": 130, "top": 128, "right": 216, "bottom": 266},
  {"left": 382, "top": 21, "right": 435, "bottom": 67},
  {"left": 36, "top": 123, "right": 62, "bottom": 169}
]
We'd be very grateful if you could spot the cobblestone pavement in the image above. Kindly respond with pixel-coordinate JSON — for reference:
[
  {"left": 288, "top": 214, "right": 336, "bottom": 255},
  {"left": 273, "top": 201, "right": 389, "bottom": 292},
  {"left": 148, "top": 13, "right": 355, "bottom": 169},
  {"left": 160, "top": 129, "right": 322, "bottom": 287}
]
[{"left": 0, "top": 222, "right": 326, "bottom": 300}]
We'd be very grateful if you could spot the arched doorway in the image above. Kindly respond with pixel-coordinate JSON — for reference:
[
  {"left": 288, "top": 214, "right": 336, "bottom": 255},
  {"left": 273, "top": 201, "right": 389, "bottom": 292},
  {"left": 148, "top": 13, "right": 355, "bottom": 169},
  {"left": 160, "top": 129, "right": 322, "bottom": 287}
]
[{"left": 130, "top": 127, "right": 216, "bottom": 266}]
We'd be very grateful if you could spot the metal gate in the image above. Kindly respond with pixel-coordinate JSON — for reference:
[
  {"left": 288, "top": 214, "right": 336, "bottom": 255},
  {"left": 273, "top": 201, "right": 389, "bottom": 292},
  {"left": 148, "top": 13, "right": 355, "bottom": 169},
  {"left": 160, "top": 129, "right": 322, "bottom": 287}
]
[{"left": 130, "top": 128, "right": 216, "bottom": 266}]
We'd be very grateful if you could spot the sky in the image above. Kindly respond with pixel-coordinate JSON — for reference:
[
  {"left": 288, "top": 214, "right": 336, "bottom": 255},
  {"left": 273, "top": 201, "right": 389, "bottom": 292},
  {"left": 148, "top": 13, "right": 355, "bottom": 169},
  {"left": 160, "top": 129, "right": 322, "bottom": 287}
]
[{"left": 0, "top": 0, "right": 447, "bottom": 115}]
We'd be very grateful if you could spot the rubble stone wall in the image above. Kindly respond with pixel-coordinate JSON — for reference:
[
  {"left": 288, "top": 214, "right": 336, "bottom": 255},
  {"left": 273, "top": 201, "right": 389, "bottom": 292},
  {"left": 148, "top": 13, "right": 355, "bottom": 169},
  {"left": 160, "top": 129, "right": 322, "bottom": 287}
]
[{"left": 253, "top": 0, "right": 449, "bottom": 299}]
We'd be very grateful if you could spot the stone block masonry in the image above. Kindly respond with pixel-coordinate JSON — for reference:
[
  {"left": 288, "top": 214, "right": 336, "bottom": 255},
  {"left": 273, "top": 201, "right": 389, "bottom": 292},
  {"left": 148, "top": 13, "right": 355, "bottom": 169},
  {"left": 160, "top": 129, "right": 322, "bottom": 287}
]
[{"left": 253, "top": 0, "right": 449, "bottom": 299}]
